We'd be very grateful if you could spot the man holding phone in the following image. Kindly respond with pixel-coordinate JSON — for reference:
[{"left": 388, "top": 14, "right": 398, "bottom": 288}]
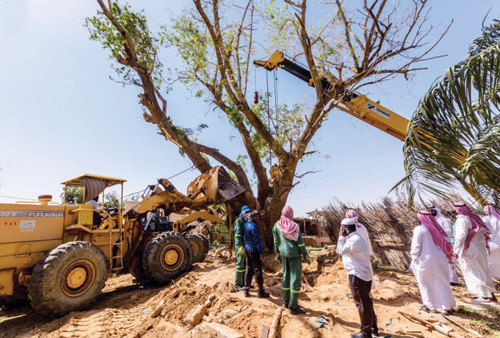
[{"left": 337, "top": 218, "right": 379, "bottom": 338}]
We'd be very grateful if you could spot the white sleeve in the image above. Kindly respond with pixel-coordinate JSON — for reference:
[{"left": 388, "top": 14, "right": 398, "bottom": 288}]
[
  {"left": 482, "top": 216, "right": 492, "bottom": 232},
  {"left": 454, "top": 218, "right": 469, "bottom": 257},
  {"left": 336, "top": 236, "right": 359, "bottom": 255},
  {"left": 359, "top": 224, "right": 373, "bottom": 256},
  {"left": 444, "top": 218, "right": 453, "bottom": 238},
  {"left": 410, "top": 227, "right": 422, "bottom": 261}
]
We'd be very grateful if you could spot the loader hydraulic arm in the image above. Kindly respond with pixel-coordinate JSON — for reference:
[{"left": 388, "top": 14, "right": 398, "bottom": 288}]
[
  {"left": 130, "top": 166, "right": 246, "bottom": 217},
  {"left": 254, "top": 50, "right": 409, "bottom": 141}
]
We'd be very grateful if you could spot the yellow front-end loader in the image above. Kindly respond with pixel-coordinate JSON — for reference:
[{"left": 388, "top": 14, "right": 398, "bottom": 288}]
[{"left": 0, "top": 166, "right": 245, "bottom": 316}]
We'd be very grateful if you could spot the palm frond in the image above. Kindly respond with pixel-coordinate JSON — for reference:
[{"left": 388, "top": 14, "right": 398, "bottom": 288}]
[{"left": 396, "top": 19, "right": 500, "bottom": 206}]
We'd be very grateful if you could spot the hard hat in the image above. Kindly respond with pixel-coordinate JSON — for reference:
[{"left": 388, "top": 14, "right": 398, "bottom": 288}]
[
  {"left": 241, "top": 205, "right": 251, "bottom": 213},
  {"left": 250, "top": 210, "right": 259, "bottom": 217}
]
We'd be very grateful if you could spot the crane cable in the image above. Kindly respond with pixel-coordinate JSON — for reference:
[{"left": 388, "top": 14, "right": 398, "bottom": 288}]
[{"left": 265, "top": 70, "right": 272, "bottom": 166}]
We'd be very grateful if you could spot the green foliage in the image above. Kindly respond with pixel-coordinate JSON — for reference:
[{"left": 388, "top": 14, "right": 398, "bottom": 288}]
[
  {"left": 85, "top": 1, "right": 164, "bottom": 88},
  {"left": 104, "top": 191, "right": 121, "bottom": 209},
  {"left": 162, "top": 14, "right": 210, "bottom": 86},
  {"left": 397, "top": 19, "right": 500, "bottom": 205},
  {"left": 213, "top": 222, "right": 229, "bottom": 247},
  {"left": 62, "top": 187, "right": 84, "bottom": 204},
  {"left": 250, "top": 93, "right": 306, "bottom": 154}
]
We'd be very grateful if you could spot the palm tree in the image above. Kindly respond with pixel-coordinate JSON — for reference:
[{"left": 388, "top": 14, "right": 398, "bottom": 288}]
[{"left": 397, "top": 19, "right": 500, "bottom": 206}]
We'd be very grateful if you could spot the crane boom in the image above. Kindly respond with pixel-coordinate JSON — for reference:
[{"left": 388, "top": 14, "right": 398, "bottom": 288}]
[{"left": 254, "top": 50, "right": 409, "bottom": 141}]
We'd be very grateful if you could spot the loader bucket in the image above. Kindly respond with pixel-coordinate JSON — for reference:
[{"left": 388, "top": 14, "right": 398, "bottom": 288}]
[{"left": 187, "top": 166, "right": 246, "bottom": 204}]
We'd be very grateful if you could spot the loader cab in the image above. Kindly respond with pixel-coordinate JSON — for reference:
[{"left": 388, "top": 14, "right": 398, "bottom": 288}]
[
  {"left": 61, "top": 174, "right": 126, "bottom": 230},
  {"left": 60, "top": 174, "right": 128, "bottom": 272}
]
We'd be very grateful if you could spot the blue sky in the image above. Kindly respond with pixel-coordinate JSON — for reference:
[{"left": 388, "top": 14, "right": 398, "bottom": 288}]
[{"left": 0, "top": 0, "right": 498, "bottom": 216}]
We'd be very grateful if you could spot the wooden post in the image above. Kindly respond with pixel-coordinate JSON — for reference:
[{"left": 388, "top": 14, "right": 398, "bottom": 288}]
[{"left": 268, "top": 307, "right": 282, "bottom": 338}]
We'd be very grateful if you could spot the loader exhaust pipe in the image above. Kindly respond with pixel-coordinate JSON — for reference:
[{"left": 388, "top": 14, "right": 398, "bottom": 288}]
[{"left": 38, "top": 194, "right": 52, "bottom": 205}]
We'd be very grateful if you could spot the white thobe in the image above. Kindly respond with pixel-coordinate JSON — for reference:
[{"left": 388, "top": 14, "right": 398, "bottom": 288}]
[
  {"left": 435, "top": 214, "right": 458, "bottom": 283},
  {"left": 357, "top": 222, "right": 373, "bottom": 256},
  {"left": 337, "top": 232, "right": 373, "bottom": 282},
  {"left": 410, "top": 225, "right": 456, "bottom": 310},
  {"left": 453, "top": 215, "right": 495, "bottom": 298},
  {"left": 482, "top": 214, "right": 500, "bottom": 279}
]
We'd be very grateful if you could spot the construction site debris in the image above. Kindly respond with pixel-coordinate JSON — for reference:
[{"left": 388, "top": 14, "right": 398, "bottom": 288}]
[
  {"left": 372, "top": 279, "right": 406, "bottom": 300},
  {"left": 201, "top": 322, "right": 244, "bottom": 338},
  {"left": 268, "top": 307, "right": 282, "bottom": 338},
  {"left": 398, "top": 310, "right": 452, "bottom": 336}
]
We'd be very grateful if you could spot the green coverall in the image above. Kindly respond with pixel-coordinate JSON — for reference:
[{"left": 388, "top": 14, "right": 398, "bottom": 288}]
[
  {"left": 234, "top": 217, "right": 246, "bottom": 286},
  {"left": 273, "top": 224, "right": 308, "bottom": 308}
]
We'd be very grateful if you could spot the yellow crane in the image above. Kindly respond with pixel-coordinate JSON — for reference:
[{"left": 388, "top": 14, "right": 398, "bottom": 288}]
[
  {"left": 255, "top": 50, "right": 486, "bottom": 204},
  {"left": 254, "top": 50, "right": 409, "bottom": 141}
]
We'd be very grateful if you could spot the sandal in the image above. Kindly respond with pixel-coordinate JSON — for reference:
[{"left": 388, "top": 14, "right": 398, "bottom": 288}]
[
  {"left": 419, "top": 305, "right": 437, "bottom": 313},
  {"left": 441, "top": 310, "right": 451, "bottom": 316}
]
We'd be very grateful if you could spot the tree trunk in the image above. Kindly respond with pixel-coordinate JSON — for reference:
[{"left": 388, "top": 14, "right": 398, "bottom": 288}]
[{"left": 258, "top": 160, "right": 297, "bottom": 249}]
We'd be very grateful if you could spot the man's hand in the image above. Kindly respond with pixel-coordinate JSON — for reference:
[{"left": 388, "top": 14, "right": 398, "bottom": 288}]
[
  {"left": 305, "top": 255, "right": 311, "bottom": 265},
  {"left": 260, "top": 254, "right": 264, "bottom": 260},
  {"left": 276, "top": 253, "right": 281, "bottom": 263},
  {"left": 339, "top": 224, "right": 345, "bottom": 237},
  {"left": 238, "top": 246, "right": 245, "bottom": 255}
]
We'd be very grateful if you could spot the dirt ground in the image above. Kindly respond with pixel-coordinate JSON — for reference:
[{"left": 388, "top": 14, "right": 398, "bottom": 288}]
[{"left": 1, "top": 248, "right": 499, "bottom": 338}]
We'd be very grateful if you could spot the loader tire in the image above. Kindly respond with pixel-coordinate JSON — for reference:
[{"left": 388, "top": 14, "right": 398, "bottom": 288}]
[
  {"left": 28, "top": 241, "right": 108, "bottom": 316},
  {"left": 142, "top": 232, "right": 192, "bottom": 284},
  {"left": 197, "top": 233, "right": 210, "bottom": 253},
  {"left": 194, "top": 233, "right": 209, "bottom": 262},
  {"left": 187, "top": 234, "right": 207, "bottom": 263}
]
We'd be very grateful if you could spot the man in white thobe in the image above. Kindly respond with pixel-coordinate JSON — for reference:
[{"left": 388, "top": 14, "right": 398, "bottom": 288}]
[
  {"left": 483, "top": 205, "right": 500, "bottom": 280},
  {"left": 337, "top": 218, "right": 380, "bottom": 338},
  {"left": 427, "top": 206, "right": 458, "bottom": 285},
  {"left": 453, "top": 203, "right": 497, "bottom": 303},
  {"left": 411, "top": 210, "right": 456, "bottom": 314}
]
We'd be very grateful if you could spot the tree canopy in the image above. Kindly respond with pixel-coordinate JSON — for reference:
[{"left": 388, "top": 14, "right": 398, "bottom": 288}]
[{"left": 86, "top": 0, "right": 445, "bottom": 243}]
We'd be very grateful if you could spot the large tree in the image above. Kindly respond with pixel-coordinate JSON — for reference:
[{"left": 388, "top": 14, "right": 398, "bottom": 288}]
[
  {"left": 398, "top": 19, "right": 500, "bottom": 206},
  {"left": 87, "top": 0, "right": 445, "bottom": 246}
]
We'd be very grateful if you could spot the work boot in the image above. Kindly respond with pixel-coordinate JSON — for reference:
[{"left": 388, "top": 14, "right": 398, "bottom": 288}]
[
  {"left": 244, "top": 289, "right": 250, "bottom": 297},
  {"left": 257, "top": 291, "right": 270, "bottom": 298},
  {"left": 283, "top": 303, "right": 289, "bottom": 308},
  {"left": 289, "top": 306, "right": 306, "bottom": 315},
  {"left": 234, "top": 284, "right": 245, "bottom": 292}
]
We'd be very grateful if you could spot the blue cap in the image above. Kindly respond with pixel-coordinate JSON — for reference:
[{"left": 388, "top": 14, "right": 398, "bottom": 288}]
[{"left": 241, "top": 205, "right": 251, "bottom": 213}]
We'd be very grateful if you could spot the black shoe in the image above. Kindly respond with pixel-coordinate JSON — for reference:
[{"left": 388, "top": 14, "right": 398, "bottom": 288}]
[
  {"left": 450, "top": 282, "right": 459, "bottom": 286},
  {"left": 257, "top": 291, "right": 270, "bottom": 298},
  {"left": 283, "top": 303, "right": 289, "bottom": 308},
  {"left": 289, "top": 306, "right": 306, "bottom": 315},
  {"left": 250, "top": 285, "right": 255, "bottom": 289},
  {"left": 350, "top": 332, "right": 367, "bottom": 338},
  {"left": 244, "top": 290, "right": 250, "bottom": 297},
  {"left": 234, "top": 284, "right": 244, "bottom": 291}
]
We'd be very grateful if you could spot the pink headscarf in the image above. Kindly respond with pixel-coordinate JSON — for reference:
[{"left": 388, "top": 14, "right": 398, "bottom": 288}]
[
  {"left": 453, "top": 203, "right": 491, "bottom": 252},
  {"left": 484, "top": 205, "right": 500, "bottom": 220},
  {"left": 345, "top": 209, "right": 360, "bottom": 228},
  {"left": 418, "top": 210, "right": 455, "bottom": 263},
  {"left": 277, "top": 205, "right": 299, "bottom": 241}
]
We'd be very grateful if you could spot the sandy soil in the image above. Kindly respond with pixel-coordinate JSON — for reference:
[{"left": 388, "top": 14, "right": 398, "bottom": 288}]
[{"left": 1, "top": 248, "right": 499, "bottom": 338}]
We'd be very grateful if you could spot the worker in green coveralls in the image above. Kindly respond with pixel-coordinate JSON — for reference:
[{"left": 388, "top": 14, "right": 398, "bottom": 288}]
[
  {"left": 235, "top": 205, "right": 251, "bottom": 290},
  {"left": 273, "top": 205, "right": 311, "bottom": 315}
]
